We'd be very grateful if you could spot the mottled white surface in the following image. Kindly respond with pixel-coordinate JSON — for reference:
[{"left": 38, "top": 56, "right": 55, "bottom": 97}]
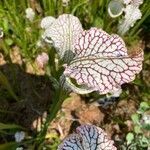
[
  {"left": 42, "top": 14, "right": 83, "bottom": 60},
  {"left": 41, "top": 16, "right": 56, "bottom": 29},
  {"left": 118, "top": 4, "right": 142, "bottom": 35},
  {"left": 58, "top": 124, "right": 117, "bottom": 150},
  {"left": 64, "top": 28, "right": 143, "bottom": 94}
]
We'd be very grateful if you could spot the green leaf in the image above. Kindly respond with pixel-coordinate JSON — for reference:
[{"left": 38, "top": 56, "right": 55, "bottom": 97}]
[
  {"left": 126, "top": 132, "right": 134, "bottom": 145},
  {"left": 93, "top": 17, "right": 104, "bottom": 28},
  {"left": 3, "top": 18, "right": 9, "bottom": 32},
  {"left": 71, "top": 1, "right": 88, "bottom": 14},
  {"left": 140, "top": 102, "right": 149, "bottom": 111},
  {"left": 5, "top": 38, "right": 13, "bottom": 46},
  {"left": 141, "top": 136, "right": 149, "bottom": 145},
  {"left": 131, "top": 114, "right": 140, "bottom": 124},
  {"left": 134, "top": 125, "right": 142, "bottom": 134},
  {"left": 142, "top": 124, "right": 150, "bottom": 131}
]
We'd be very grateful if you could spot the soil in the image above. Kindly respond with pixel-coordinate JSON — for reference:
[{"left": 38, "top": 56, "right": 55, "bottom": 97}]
[
  {"left": 49, "top": 94, "right": 138, "bottom": 141},
  {"left": 0, "top": 63, "right": 52, "bottom": 130}
]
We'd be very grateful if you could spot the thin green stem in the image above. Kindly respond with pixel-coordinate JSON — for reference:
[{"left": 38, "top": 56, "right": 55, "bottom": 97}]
[
  {"left": 37, "top": 88, "right": 67, "bottom": 143},
  {"left": 48, "top": 48, "right": 57, "bottom": 77},
  {"left": 71, "top": 0, "right": 88, "bottom": 15},
  {"left": 49, "top": 0, "right": 55, "bottom": 15}
]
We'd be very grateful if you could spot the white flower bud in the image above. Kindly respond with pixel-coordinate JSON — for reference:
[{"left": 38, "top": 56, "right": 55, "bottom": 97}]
[
  {"left": 25, "top": 8, "right": 35, "bottom": 22},
  {"left": 14, "top": 131, "right": 25, "bottom": 142}
]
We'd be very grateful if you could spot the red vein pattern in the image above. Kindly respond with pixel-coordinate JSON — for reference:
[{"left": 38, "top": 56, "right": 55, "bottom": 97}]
[
  {"left": 42, "top": 14, "right": 83, "bottom": 60},
  {"left": 64, "top": 28, "right": 143, "bottom": 94},
  {"left": 58, "top": 125, "right": 117, "bottom": 150}
]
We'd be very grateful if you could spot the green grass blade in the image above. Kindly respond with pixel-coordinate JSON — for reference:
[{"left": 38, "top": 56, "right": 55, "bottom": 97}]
[
  {"left": 0, "top": 122, "right": 24, "bottom": 130},
  {"left": 0, "top": 71, "right": 19, "bottom": 101}
]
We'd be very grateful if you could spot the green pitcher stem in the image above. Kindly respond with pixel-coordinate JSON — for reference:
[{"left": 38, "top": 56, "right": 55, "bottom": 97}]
[{"left": 37, "top": 89, "right": 66, "bottom": 143}]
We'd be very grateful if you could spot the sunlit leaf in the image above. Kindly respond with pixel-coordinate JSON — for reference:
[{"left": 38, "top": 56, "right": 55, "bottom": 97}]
[
  {"left": 58, "top": 125, "right": 117, "bottom": 150},
  {"left": 5, "top": 38, "right": 13, "bottom": 46},
  {"left": 64, "top": 28, "right": 143, "bottom": 94},
  {"left": 42, "top": 14, "right": 83, "bottom": 61},
  {"left": 131, "top": 114, "right": 140, "bottom": 124},
  {"left": 134, "top": 125, "right": 142, "bottom": 134},
  {"left": 126, "top": 132, "right": 134, "bottom": 145},
  {"left": 140, "top": 102, "right": 149, "bottom": 111}
]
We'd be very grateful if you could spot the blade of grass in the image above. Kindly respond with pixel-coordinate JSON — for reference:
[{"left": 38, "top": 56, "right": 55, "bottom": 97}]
[
  {"left": 36, "top": 87, "right": 68, "bottom": 144},
  {"left": 0, "top": 70, "right": 19, "bottom": 101},
  {"left": 0, "top": 122, "right": 24, "bottom": 130}
]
